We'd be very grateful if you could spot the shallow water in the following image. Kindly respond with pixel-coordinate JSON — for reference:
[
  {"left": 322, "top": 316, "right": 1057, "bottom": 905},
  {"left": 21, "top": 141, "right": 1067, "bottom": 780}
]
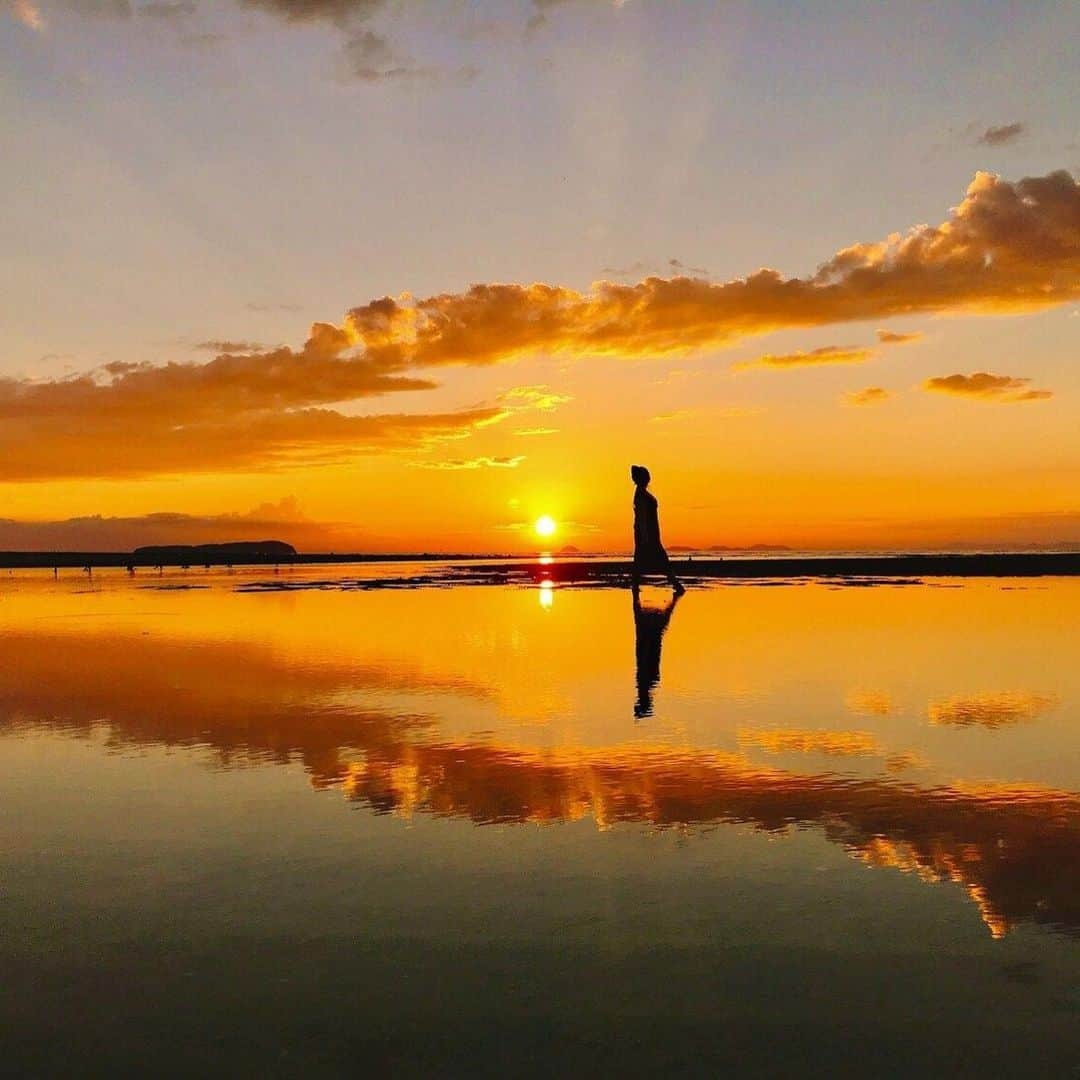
[{"left": 3, "top": 566, "right": 1079, "bottom": 1075}]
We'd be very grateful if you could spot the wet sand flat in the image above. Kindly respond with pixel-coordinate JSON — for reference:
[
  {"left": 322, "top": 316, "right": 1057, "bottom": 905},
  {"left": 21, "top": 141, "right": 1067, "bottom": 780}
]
[{"left": 2, "top": 569, "right": 1078, "bottom": 1075}]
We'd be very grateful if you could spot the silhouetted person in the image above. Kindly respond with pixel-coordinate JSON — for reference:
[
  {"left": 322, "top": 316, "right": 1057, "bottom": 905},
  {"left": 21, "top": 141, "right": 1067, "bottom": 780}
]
[
  {"left": 633, "top": 585, "right": 681, "bottom": 719},
  {"left": 631, "top": 464, "right": 683, "bottom": 593}
]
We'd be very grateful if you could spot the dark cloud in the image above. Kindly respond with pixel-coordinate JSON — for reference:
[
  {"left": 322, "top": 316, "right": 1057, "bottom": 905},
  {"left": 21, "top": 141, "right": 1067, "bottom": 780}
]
[
  {"left": 977, "top": 122, "right": 1026, "bottom": 147},
  {"left": 239, "top": 0, "right": 384, "bottom": 27},
  {"left": 193, "top": 340, "right": 265, "bottom": 353},
  {"left": 923, "top": 372, "right": 1053, "bottom": 402},
  {"left": 0, "top": 497, "right": 351, "bottom": 551},
  {"left": 668, "top": 257, "right": 709, "bottom": 277},
  {"left": 600, "top": 260, "right": 650, "bottom": 278}
]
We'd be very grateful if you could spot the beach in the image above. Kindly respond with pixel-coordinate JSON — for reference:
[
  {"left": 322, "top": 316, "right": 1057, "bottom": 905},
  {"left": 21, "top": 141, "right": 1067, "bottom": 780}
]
[{"left": 2, "top": 566, "right": 1078, "bottom": 1073}]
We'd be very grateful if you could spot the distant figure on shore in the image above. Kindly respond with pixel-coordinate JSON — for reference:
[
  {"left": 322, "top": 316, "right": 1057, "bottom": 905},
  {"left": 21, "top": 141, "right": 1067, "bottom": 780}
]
[
  {"left": 633, "top": 585, "right": 681, "bottom": 719},
  {"left": 630, "top": 464, "right": 683, "bottom": 593}
]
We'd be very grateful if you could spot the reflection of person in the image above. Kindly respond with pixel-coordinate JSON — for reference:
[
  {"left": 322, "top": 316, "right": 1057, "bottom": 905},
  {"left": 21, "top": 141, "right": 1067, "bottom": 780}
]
[
  {"left": 631, "top": 465, "right": 683, "bottom": 593},
  {"left": 633, "top": 585, "right": 681, "bottom": 719}
]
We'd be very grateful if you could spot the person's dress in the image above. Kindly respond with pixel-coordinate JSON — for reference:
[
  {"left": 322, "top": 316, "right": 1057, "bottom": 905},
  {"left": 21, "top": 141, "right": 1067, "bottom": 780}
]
[{"left": 633, "top": 488, "right": 670, "bottom": 571}]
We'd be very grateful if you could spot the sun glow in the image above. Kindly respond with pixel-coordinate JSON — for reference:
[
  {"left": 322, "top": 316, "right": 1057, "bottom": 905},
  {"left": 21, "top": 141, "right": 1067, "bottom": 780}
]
[
  {"left": 535, "top": 515, "right": 557, "bottom": 538},
  {"left": 538, "top": 580, "right": 554, "bottom": 609}
]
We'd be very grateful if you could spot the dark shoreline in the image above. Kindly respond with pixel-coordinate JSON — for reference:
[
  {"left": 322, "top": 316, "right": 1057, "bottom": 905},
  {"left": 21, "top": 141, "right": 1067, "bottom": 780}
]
[
  {"left": 1, "top": 550, "right": 1078, "bottom": 578},
  {"left": 453, "top": 553, "right": 1080, "bottom": 583}
]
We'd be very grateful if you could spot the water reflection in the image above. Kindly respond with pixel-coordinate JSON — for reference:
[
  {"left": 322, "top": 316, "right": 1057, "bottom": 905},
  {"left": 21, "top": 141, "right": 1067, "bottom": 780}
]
[
  {"left": 928, "top": 691, "right": 1057, "bottom": 728},
  {"left": 632, "top": 585, "right": 680, "bottom": 718},
  {"left": 0, "top": 577, "right": 1078, "bottom": 941}
]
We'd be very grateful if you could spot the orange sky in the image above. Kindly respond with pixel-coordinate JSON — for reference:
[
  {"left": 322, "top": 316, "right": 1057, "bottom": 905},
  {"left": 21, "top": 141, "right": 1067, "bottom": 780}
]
[{"left": 2, "top": 3, "right": 1078, "bottom": 552}]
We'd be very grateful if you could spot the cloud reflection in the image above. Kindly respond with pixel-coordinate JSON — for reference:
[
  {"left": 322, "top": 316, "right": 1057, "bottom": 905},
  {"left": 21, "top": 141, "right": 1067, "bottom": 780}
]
[{"left": 0, "top": 622, "right": 1076, "bottom": 939}]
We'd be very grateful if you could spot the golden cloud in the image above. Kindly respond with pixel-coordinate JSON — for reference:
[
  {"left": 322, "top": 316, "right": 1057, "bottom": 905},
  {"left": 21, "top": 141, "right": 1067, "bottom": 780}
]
[
  {"left": 6, "top": 170, "right": 1076, "bottom": 480},
  {"left": 415, "top": 455, "right": 525, "bottom": 470},
  {"left": 844, "top": 386, "right": 891, "bottom": 406},
  {"left": 0, "top": 404, "right": 505, "bottom": 481},
  {"left": 334, "top": 170, "right": 1079, "bottom": 368},
  {"left": 923, "top": 372, "right": 1053, "bottom": 402},
  {"left": 735, "top": 345, "right": 873, "bottom": 371},
  {"left": 498, "top": 384, "right": 573, "bottom": 410},
  {"left": 875, "top": 329, "right": 922, "bottom": 345}
]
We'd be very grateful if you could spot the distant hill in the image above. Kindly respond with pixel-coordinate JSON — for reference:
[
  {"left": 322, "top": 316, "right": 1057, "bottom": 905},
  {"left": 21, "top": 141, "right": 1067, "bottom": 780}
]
[
  {"left": 557, "top": 544, "right": 582, "bottom": 554},
  {"left": 132, "top": 540, "right": 297, "bottom": 565}
]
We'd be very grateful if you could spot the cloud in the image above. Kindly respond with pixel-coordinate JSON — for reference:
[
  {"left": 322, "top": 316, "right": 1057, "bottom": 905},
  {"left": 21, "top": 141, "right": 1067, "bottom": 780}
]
[
  {"left": 735, "top": 345, "right": 873, "bottom": 370},
  {"left": 0, "top": 324, "right": 438, "bottom": 428},
  {"left": 6, "top": 170, "right": 1076, "bottom": 481},
  {"left": 415, "top": 455, "right": 525, "bottom": 471},
  {"left": 498, "top": 384, "right": 573, "bottom": 411},
  {"left": 977, "top": 122, "right": 1026, "bottom": 147},
  {"left": 138, "top": 0, "right": 196, "bottom": 16},
  {"left": 0, "top": 404, "right": 506, "bottom": 481},
  {"left": 0, "top": 497, "right": 357, "bottom": 551},
  {"left": 240, "top": 0, "right": 477, "bottom": 82},
  {"left": 239, "top": 0, "right": 384, "bottom": 26},
  {"left": 495, "top": 517, "right": 597, "bottom": 532},
  {"left": 668, "top": 257, "right": 709, "bottom": 277},
  {"left": 267, "top": 169, "right": 1078, "bottom": 374},
  {"left": 514, "top": 427, "right": 559, "bottom": 436},
  {"left": 876, "top": 329, "right": 922, "bottom": 345},
  {"left": 601, "top": 256, "right": 709, "bottom": 279},
  {"left": 923, "top": 372, "right": 1053, "bottom": 402},
  {"left": 600, "top": 260, "right": 650, "bottom": 278},
  {"left": 844, "top": 386, "right": 891, "bottom": 406},
  {"left": 7, "top": 0, "right": 44, "bottom": 29},
  {"left": 193, "top": 340, "right": 265, "bottom": 353}
]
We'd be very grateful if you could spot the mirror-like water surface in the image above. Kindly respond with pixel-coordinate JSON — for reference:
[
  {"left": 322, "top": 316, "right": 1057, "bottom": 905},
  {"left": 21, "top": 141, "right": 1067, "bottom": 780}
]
[{"left": 3, "top": 567, "right": 1079, "bottom": 1075}]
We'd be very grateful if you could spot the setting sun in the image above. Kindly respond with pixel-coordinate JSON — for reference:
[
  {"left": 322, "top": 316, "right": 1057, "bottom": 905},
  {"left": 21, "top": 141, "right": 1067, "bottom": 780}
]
[{"left": 534, "top": 515, "right": 557, "bottom": 538}]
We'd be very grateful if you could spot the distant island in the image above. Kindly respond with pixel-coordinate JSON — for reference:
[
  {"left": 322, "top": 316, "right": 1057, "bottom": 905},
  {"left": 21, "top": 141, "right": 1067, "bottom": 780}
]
[{"left": 132, "top": 541, "right": 297, "bottom": 565}]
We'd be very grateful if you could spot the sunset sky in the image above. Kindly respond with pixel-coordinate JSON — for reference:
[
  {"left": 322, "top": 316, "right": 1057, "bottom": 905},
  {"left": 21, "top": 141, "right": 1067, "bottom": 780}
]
[{"left": 2, "top": 0, "right": 1078, "bottom": 552}]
